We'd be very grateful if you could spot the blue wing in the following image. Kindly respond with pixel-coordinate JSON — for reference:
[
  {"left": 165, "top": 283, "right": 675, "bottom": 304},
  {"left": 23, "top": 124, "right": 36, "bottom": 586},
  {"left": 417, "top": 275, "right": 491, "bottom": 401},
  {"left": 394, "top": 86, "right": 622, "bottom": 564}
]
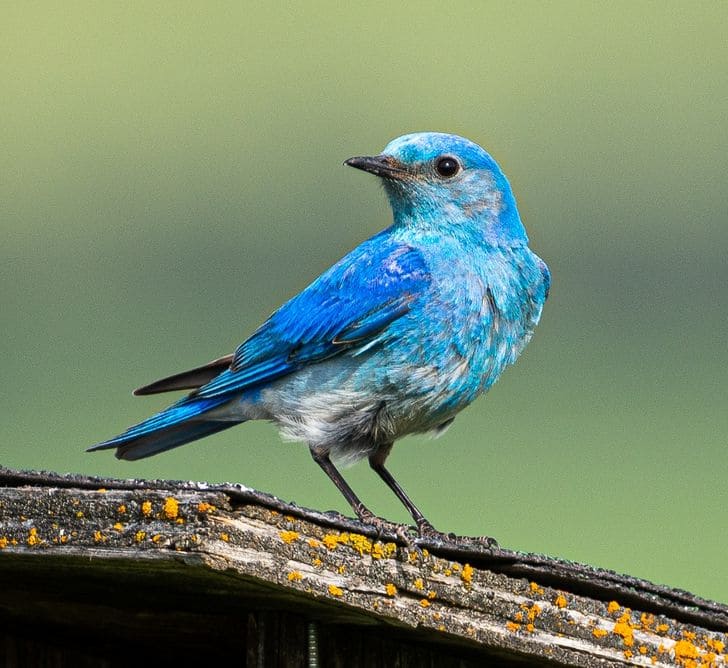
[{"left": 194, "top": 231, "right": 431, "bottom": 399}]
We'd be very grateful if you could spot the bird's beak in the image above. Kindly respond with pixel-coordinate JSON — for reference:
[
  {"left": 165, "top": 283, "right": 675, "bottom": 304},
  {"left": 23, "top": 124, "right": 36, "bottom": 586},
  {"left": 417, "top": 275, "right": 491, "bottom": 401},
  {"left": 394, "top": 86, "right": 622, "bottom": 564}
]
[{"left": 344, "top": 155, "right": 408, "bottom": 180}]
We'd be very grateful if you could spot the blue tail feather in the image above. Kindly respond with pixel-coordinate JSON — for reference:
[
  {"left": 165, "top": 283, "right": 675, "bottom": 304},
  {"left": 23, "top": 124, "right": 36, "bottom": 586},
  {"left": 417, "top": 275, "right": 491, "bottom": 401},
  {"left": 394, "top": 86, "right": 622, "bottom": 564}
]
[{"left": 88, "top": 395, "right": 240, "bottom": 461}]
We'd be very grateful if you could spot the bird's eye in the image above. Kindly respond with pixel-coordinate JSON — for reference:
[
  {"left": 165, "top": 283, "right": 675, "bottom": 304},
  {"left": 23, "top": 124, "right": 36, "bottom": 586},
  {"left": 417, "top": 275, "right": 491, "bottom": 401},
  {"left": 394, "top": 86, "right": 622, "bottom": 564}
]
[{"left": 434, "top": 156, "right": 461, "bottom": 178}]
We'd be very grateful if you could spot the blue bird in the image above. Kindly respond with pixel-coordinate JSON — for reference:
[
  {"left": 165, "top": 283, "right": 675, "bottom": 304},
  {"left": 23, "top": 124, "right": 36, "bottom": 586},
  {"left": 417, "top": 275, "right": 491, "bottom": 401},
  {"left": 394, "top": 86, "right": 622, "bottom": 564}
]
[{"left": 89, "top": 132, "right": 550, "bottom": 536}]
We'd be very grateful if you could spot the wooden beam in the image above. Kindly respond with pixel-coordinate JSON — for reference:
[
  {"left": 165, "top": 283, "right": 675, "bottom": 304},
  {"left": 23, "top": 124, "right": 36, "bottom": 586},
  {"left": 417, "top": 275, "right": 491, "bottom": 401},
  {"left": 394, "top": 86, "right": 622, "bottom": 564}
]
[{"left": 1, "top": 467, "right": 726, "bottom": 666}]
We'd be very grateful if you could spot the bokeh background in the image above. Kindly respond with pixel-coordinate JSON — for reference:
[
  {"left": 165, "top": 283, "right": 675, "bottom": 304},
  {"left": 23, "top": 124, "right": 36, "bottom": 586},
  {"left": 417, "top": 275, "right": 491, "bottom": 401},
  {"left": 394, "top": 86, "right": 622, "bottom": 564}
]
[{"left": 3, "top": 3, "right": 727, "bottom": 601}]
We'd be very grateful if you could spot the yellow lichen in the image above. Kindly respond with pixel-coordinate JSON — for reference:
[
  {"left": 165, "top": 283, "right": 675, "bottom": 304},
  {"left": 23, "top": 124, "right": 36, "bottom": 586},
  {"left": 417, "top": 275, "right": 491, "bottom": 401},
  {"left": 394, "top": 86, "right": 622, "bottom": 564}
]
[
  {"left": 554, "top": 593, "right": 567, "bottom": 608},
  {"left": 592, "top": 628, "right": 608, "bottom": 638},
  {"left": 312, "top": 558, "right": 323, "bottom": 567},
  {"left": 385, "top": 583, "right": 397, "bottom": 597},
  {"left": 529, "top": 582, "right": 544, "bottom": 595},
  {"left": 220, "top": 532, "right": 230, "bottom": 542},
  {"left": 141, "top": 501, "right": 152, "bottom": 516},
  {"left": 444, "top": 569, "right": 452, "bottom": 576},
  {"left": 134, "top": 531, "right": 146, "bottom": 542},
  {"left": 175, "top": 517, "right": 184, "bottom": 524},
  {"left": 117, "top": 504, "right": 127, "bottom": 514},
  {"left": 93, "top": 531, "right": 106, "bottom": 543},
  {"left": 113, "top": 522, "right": 123, "bottom": 531},
  {"left": 287, "top": 571, "right": 303, "bottom": 582},
  {"left": 284, "top": 515, "right": 294, "bottom": 522},
  {"left": 349, "top": 533, "right": 372, "bottom": 555},
  {"left": 97, "top": 488, "right": 107, "bottom": 493},
  {"left": 322, "top": 532, "right": 349, "bottom": 550},
  {"left": 337, "top": 565, "right": 346, "bottom": 574},
  {"left": 427, "top": 590, "right": 437, "bottom": 600},
  {"left": 27, "top": 528, "right": 41, "bottom": 546},
  {"left": 162, "top": 497, "right": 179, "bottom": 520},
  {"left": 197, "top": 502, "right": 216, "bottom": 513},
  {"left": 607, "top": 600, "right": 620, "bottom": 614},
  {"left": 461, "top": 563, "right": 473, "bottom": 585},
  {"left": 279, "top": 530, "right": 299, "bottom": 544},
  {"left": 328, "top": 584, "right": 343, "bottom": 597},
  {"left": 451, "top": 562, "right": 461, "bottom": 572},
  {"left": 506, "top": 621, "right": 521, "bottom": 633},
  {"left": 419, "top": 599, "right": 430, "bottom": 608},
  {"left": 151, "top": 534, "right": 163, "bottom": 543},
  {"left": 307, "top": 538, "right": 321, "bottom": 548},
  {"left": 75, "top": 511, "right": 84, "bottom": 519},
  {"left": 0, "top": 537, "right": 8, "bottom": 549},
  {"left": 413, "top": 578, "right": 424, "bottom": 590}
]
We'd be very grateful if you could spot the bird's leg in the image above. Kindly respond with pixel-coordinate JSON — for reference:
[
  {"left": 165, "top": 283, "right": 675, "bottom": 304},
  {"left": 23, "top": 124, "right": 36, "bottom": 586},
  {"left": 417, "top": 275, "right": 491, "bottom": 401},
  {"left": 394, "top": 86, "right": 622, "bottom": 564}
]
[
  {"left": 309, "top": 446, "right": 376, "bottom": 523},
  {"left": 369, "top": 444, "right": 439, "bottom": 537}
]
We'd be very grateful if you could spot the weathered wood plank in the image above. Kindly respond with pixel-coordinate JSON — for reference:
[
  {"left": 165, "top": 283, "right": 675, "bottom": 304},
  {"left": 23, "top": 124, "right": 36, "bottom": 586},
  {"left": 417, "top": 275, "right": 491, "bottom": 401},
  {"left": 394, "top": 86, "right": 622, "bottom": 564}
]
[{"left": 1, "top": 467, "right": 726, "bottom": 667}]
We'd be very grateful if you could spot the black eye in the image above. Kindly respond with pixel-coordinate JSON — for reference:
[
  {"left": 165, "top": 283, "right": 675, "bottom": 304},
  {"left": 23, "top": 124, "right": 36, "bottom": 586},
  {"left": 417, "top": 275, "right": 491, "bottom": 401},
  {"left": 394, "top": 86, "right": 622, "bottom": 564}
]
[{"left": 434, "top": 156, "right": 461, "bottom": 178}]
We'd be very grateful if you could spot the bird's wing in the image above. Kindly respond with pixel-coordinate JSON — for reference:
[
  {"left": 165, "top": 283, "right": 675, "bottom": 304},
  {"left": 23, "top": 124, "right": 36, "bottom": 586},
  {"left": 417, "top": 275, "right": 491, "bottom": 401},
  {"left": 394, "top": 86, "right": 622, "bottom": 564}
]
[
  {"left": 193, "top": 235, "right": 431, "bottom": 399},
  {"left": 134, "top": 354, "right": 235, "bottom": 395}
]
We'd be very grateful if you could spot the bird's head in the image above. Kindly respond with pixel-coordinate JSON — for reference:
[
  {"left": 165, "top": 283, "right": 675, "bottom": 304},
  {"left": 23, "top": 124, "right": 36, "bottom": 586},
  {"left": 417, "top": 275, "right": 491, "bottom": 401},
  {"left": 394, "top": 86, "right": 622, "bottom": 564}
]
[{"left": 345, "top": 132, "right": 527, "bottom": 245}]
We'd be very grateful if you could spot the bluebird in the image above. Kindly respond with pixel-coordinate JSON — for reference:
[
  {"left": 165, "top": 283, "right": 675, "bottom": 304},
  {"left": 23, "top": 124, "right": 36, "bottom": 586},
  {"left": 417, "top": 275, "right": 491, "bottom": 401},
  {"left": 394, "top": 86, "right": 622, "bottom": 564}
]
[{"left": 89, "top": 132, "right": 550, "bottom": 537}]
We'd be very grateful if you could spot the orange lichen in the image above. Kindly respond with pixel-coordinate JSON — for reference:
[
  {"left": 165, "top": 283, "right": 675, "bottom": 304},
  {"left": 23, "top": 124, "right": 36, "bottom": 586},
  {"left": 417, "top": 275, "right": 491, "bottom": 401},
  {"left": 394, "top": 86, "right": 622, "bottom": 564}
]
[
  {"left": 707, "top": 638, "right": 725, "bottom": 654},
  {"left": 0, "top": 537, "right": 8, "bottom": 549},
  {"left": 623, "top": 650, "right": 633, "bottom": 659},
  {"left": 592, "top": 628, "right": 608, "bottom": 638},
  {"left": 27, "top": 528, "right": 41, "bottom": 546},
  {"left": 673, "top": 639, "right": 699, "bottom": 663},
  {"left": 526, "top": 623, "right": 535, "bottom": 633},
  {"left": 419, "top": 599, "right": 431, "bottom": 608},
  {"left": 461, "top": 563, "right": 473, "bottom": 585},
  {"left": 162, "top": 497, "right": 179, "bottom": 519},
  {"left": 506, "top": 621, "right": 521, "bottom": 633},
  {"left": 554, "top": 594, "right": 567, "bottom": 608},
  {"left": 197, "top": 502, "right": 216, "bottom": 513},
  {"left": 613, "top": 612, "right": 636, "bottom": 647},
  {"left": 141, "top": 501, "right": 152, "bottom": 516},
  {"left": 514, "top": 612, "right": 524, "bottom": 622},
  {"left": 287, "top": 571, "right": 303, "bottom": 582},
  {"left": 134, "top": 531, "right": 146, "bottom": 542},
  {"left": 220, "top": 532, "right": 230, "bottom": 542},
  {"left": 413, "top": 578, "right": 424, "bottom": 590},
  {"left": 529, "top": 582, "right": 544, "bottom": 595},
  {"left": 113, "top": 522, "right": 123, "bottom": 531},
  {"left": 638, "top": 645, "right": 648, "bottom": 655},
  {"left": 640, "top": 612, "right": 655, "bottom": 629},
  {"left": 307, "top": 538, "right": 321, "bottom": 548},
  {"left": 385, "top": 583, "right": 397, "bottom": 597},
  {"left": 117, "top": 504, "right": 127, "bottom": 514},
  {"left": 427, "top": 590, "right": 437, "bottom": 600},
  {"left": 607, "top": 600, "right": 620, "bottom": 614},
  {"left": 337, "top": 565, "right": 346, "bottom": 574},
  {"left": 328, "top": 584, "right": 343, "bottom": 597},
  {"left": 279, "top": 530, "right": 299, "bottom": 544},
  {"left": 656, "top": 623, "right": 669, "bottom": 633},
  {"left": 312, "top": 558, "right": 323, "bottom": 567},
  {"left": 521, "top": 603, "right": 541, "bottom": 624},
  {"left": 93, "top": 531, "right": 106, "bottom": 543}
]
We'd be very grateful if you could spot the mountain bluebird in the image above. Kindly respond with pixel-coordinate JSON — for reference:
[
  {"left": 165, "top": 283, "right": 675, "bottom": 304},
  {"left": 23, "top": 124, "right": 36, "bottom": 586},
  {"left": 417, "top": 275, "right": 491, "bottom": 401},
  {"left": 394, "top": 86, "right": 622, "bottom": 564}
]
[{"left": 90, "top": 132, "right": 550, "bottom": 536}]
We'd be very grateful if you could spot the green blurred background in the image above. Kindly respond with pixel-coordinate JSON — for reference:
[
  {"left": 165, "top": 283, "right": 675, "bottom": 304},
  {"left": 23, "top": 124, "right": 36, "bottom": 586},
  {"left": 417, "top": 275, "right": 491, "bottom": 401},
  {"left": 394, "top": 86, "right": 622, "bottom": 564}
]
[{"left": 2, "top": 3, "right": 727, "bottom": 601}]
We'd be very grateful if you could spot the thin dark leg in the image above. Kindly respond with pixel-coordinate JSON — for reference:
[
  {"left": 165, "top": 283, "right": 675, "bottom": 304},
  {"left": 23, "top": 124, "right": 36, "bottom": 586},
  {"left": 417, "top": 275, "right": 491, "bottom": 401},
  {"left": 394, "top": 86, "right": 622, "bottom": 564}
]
[
  {"left": 309, "top": 446, "right": 375, "bottom": 522},
  {"left": 369, "top": 444, "right": 437, "bottom": 536}
]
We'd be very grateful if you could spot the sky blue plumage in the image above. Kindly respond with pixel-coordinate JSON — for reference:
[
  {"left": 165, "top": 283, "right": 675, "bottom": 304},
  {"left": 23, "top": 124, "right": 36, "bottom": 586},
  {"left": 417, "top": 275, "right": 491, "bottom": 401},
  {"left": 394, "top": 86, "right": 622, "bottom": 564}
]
[{"left": 89, "top": 132, "right": 550, "bottom": 536}]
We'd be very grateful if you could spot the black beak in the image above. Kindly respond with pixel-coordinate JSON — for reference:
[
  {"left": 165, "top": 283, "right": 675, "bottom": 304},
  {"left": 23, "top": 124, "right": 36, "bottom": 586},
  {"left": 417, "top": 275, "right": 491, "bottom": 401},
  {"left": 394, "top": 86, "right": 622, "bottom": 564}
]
[{"left": 344, "top": 155, "right": 408, "bottom": 180}]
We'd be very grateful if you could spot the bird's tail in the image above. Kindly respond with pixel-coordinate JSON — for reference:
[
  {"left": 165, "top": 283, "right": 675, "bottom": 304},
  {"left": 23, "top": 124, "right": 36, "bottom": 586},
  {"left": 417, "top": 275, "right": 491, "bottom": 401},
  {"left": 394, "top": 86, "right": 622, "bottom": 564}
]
[{"left": 87, "top": 395, "right": 240, "bottom": 461}]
